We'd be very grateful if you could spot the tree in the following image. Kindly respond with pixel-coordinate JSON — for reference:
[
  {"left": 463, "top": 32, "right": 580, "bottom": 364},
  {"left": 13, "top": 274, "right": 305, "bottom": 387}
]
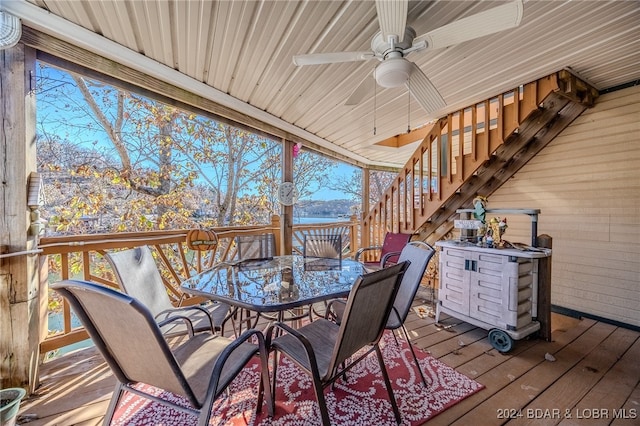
[
  {"left": 293, "top": 149, "right": 338, "bottom": 200},
  {"left": 35, "top": 63, "right": 339, "bottom": 233},
  {"left": 331, "top": 169, "right": 395, "bottom": 211}
]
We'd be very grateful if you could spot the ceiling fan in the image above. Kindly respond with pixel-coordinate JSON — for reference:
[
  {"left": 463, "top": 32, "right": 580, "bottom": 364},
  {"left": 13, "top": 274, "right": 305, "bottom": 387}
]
[{"left": 293, "top": 0, "right": 524, "bottom": 115}]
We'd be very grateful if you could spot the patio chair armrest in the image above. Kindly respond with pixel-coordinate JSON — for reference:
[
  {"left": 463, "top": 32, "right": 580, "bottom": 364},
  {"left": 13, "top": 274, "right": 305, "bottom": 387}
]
[
  {"left": 156, "top": 305, "right": 215, "bottom": 332},
  {"left": 205, "top": 328, "right": 268, "bottom": 403},
  {"left": 380, "top": 250, "right": 402, "bottom": 268},
  {"left": 222, "top": 328, "right": 266, "bottom": 355},
  {"left": 210, "top": 329, "right": 267, "bottom": 382},
  {"left": 265, "top": 321, "right": 298, "bottom": 347},
  {"left": 325, "top": 299, "right": 346, "bottom": 323},
  {"left": 219, "top": 306, "right": 239, "bottom": 336},
  {"left": 157, "top": 315, "right": 195, "bottom": 337},
  {"left": 354, "top": 246, "right": 382, "bottom": 262},
  {"left": 265, "top": 322, "right": 321, "bottom": 374}
]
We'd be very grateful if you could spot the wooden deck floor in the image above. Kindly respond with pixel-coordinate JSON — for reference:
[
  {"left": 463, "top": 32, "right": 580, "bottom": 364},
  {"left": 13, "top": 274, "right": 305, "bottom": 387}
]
[{"left": 17, "top": 298, "right": 640, "bottom": 426}]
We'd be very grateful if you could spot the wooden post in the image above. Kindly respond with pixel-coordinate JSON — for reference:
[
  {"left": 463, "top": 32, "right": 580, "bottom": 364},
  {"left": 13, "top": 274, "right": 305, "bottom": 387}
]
[
  {"left": 349, "top": 215, "right": 359, "bottom": 257},
  {"left": 271, "top": 215, "right": 281, "bottom": 256},
  {"left": 281, "top": 139, "right": 293, "bottom": 255},
  {"left": 0, "top": 43, "right": 40, "bottom": 391},
  {"left": 361, "top": 167, "right": 370, "bottom": 221},
  {"left": 361, "top": 168, "right": 370, "bottom": 250},
  {"left": 536, "top": 234, "right": 553, "bottom": 341}
]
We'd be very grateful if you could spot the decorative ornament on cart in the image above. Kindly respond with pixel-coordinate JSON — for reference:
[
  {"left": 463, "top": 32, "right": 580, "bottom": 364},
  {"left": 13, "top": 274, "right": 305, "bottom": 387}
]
[
  {"left": 487, "top": 217, "right": 508, "bottom": 248},
  {"left": 472, "top": 195, "right": 488, "bottom": 224}
]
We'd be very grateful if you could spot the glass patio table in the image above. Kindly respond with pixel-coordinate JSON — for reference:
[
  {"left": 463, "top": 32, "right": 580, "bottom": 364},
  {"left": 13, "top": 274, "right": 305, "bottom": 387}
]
[{"left": 181, "top": 255, "right": 367, "bottom": 330}]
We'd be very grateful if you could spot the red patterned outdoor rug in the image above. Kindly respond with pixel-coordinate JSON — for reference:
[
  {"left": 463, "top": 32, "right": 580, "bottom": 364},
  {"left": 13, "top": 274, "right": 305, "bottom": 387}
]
[{"left": 111, "top": 331, "right": 483, "bottom": 425}]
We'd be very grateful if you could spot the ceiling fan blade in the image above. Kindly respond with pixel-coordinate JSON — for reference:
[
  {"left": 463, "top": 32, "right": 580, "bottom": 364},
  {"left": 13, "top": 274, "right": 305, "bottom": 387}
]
[
  {"left": 345, "top": 72, "right": 376, "bottom": 106},
  {"left": 293, "top": 51, "right": 373, "bottom": 66},
  {"left": 414, "top": 0, "right": 524, "bottom": 50},
  {"left": 407, "top": 63, "right": 446, "bottom": 113},
  {"left": 376, "top": 0, "right": 408, "bottom": 42}
]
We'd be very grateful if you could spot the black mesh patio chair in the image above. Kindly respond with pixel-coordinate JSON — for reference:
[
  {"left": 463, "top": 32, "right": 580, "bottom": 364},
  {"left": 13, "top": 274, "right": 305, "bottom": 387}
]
[
  {"left": 266, "top": 261, "right": 410, "bottom": 426},
  {"left": 303, "top": 234, "right": 343, "bottom": 319},
  {"left": 51, "top": 279, "right": 272, "bottom": 426},
  {"left": 105, "top": 245, "right": 232, "bottom": 336},
  {"left": 303, "top": 234, "right": 342, "bottom": 260},
  {"left": 235, "top": 233, "right": 277, "bottom": 261},
  {"left": 233, "top": 233, "right": 279, "bottom": 327},
  {"left": 329, "top": 241, "right": 436, "bottom": 386}
]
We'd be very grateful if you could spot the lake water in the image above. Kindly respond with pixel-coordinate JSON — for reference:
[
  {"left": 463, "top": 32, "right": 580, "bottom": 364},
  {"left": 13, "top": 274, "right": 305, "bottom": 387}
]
[
  {"left": 294, "top": 217, "right": 351, "bottom": 224},
  {"left": 46, "top": 313, "right": 92, "bottom": 359}
]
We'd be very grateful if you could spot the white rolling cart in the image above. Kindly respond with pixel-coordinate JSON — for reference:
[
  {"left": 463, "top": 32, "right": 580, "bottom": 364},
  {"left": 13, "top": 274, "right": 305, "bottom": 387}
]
[{"left": 435, "top": 209, "right": 552, "bottom": 352}]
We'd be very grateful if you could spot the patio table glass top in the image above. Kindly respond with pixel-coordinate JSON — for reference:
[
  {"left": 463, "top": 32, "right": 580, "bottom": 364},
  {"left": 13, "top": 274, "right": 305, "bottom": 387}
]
[{"left": 181, "top": 255, "right": 366, "bottom": 312}]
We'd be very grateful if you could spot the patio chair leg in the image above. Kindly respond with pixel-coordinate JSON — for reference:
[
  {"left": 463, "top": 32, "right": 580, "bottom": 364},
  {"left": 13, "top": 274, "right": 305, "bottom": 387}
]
[
  {"left": 400, "top": 325, "right": 428, "bottom": 387},
  {"left": 311, "top": 373, "right": 331, "bottom": 426},
  {"left": 257, "top": 344, "right": 274, "bottom": 416},
  {"left": 392, "top": 329, "right": 400, "bottom": 345},
  {"left": 197, "top": 396, "right": 216, "bottom": 426},
  {"left": 104, "top": 382, "right": 125, "bottom": 425},
  {"left": 331, "top": 360, "right": 348, "bottom": 389},
  {"left": 270, "top": 351, "right": 279, "bottom": 413},
  {"left": 375, "top": 344, "right": 402, "bottom": 425}
]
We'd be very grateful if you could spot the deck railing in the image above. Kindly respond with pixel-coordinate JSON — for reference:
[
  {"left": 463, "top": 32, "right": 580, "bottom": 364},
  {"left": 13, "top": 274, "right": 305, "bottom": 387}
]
[{"left": 39, "top": 215, "right": 359, "bottom": 354}]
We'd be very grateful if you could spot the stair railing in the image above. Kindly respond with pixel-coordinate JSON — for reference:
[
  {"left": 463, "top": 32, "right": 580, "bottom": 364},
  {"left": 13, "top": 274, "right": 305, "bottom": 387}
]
[{"left": 361, "top": 73, "right": 565, "bottom": 252}]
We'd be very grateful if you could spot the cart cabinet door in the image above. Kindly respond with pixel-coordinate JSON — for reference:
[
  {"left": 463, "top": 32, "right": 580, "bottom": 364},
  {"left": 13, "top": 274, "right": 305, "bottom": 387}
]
[
  {"left": 469, "top": 252, "right": 509, "bottom": 328},
  {"left": 439, "top": 247, "right": 471, "bottom": 316},
  {"left": 469, "top": 254, "right": 535, "bottom": 330},
  {"left": 439, "top": 245, "right": 538, "bottom": 331}
]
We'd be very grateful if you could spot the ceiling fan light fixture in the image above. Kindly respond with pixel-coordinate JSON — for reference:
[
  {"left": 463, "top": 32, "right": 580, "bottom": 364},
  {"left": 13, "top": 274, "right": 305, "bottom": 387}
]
[
  {"left": 375, "top": 58, "right": 412, "bottom": 88},
  {"left": 0, "top": 11, "right": 22, "bottom": 50}
]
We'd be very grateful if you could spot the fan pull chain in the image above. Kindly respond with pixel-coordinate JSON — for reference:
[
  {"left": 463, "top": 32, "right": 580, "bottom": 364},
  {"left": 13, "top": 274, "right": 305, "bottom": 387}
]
[
  {"left": 407, "top": 77, "right": 411, "bottom": 134},
  {"left": 373, "top": 69, "right": 377, "bottom": 136}
]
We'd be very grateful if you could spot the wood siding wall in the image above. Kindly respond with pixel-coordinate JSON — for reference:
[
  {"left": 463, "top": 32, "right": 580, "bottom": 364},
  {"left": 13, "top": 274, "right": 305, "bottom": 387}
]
[{"left": 487, "top": 85, "right": 640, "bottom": 327}]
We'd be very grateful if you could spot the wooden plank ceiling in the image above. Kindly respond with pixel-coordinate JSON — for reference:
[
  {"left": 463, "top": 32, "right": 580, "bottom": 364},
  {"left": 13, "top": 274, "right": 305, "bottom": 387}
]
[{"left": 6, "top": 0, "right": 640, "bottom": 169}]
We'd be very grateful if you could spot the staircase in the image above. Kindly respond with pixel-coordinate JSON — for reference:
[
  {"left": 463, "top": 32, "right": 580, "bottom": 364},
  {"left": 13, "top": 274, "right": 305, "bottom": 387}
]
[{"left": 361, "top": 70, "right": 599, "bottom": 248}]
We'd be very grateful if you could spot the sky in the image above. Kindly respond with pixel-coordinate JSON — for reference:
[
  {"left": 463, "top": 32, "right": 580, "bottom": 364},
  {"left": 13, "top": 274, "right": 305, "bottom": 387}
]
[
  {"left": 310, "top": 162, "right": 357, "bottom": 201},
  {"left": 36, "top": 62, "right": 359, "bottom": 203}
]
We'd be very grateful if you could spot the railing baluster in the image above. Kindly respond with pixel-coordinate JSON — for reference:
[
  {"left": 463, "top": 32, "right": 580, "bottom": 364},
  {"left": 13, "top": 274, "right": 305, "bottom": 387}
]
[
  {"left": 458, "top": 111, "right": 465, "bottom": 181},
  {"left": 436, "top": 131, "right": 442, "bottom": 200},
  {"left": 485, "top": 99, "right": 491, "bottom": 159},
  {"left": 446, "top": 114, "right": 453, "bottom": 184},
  {"left": 471, "top": 104, "right": 478, "bottom": 162}
]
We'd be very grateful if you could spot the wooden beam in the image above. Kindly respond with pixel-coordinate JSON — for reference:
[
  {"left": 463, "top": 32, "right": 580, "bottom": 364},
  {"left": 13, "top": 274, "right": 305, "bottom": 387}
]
[
  {"left": 556, "top": 69, "right": 600, "bottom": 107},
  {"left": 374, "top": 123, "right": 436, "bottom": 148}
]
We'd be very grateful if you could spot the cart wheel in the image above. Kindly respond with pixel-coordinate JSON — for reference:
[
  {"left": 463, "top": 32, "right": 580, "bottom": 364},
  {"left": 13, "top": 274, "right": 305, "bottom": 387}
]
[{"left": 488, "top": 328, "right": 514, "bottom": 353}]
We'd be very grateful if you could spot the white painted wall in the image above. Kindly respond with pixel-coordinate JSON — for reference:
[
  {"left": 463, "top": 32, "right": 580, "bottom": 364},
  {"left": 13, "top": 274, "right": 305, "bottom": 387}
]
[{"left": 487, "top": 85, "right": 640, "bottom": 327}]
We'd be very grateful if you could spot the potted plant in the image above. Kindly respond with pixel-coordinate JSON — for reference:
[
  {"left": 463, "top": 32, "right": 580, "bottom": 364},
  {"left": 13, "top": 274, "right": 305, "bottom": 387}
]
[{"left": 0, "top": 387, "right": 26, "bottom": 426}]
